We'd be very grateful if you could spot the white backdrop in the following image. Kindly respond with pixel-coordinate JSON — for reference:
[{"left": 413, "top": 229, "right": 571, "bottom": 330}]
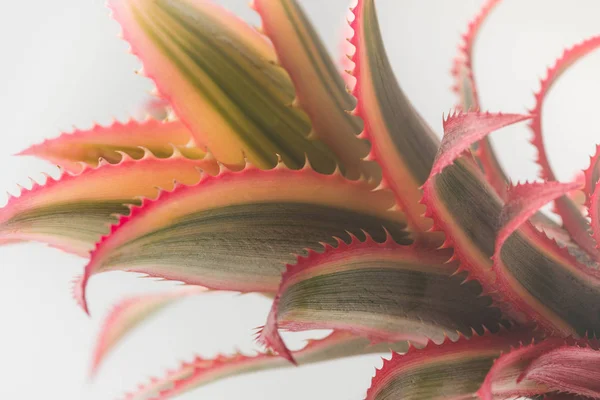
[{"left": 1, "top": 1, "right": 599, "bottom": 399}]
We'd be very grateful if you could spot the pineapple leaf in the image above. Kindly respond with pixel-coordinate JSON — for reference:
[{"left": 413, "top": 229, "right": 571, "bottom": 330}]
[
  {"left": 584, "top": 144, "right": 600, "bottom": 204},
  {"left": 529, "top": 36, "right": 600, "bottom": 260},
  {"left": 258, "top": 234, "right": 502, "bottom": 364},
  {"left": 494, "top": 181, "right": 600, "bottom": 335},
  {"left": 0, "top": 151, "right": 216, "bottom": 256},
  {"left": 90, "top": 286, "right": 207, "bottom": 377},
  {"left": 478, "top": 337, "right": 600, "bottom": 400},
  {"left": 17, "top": 119, "right": 200, "bottom": 173},
  {"left": 430, "top": 111, "right": 531, "bottom": 177},
  {"left": 123, "top": 331, "right": 409, "bottom": 400},
  {"left": 108, "top": 0, "right": 339, "bottom": 172},
  {"left": 423, "top": 147, "right": 600, "bottom": 336},
  {"left": 252, "top": 0, "right": 373, "bottom": 180},
  {"left": 77, "top": 162, "right": 409, "bottom": 314},
  {"left": 452, "top": 0, "right": 508, "bottom": 199},
  {"left": 349, "top": 0, "right": 439, "bottom": 234},
  {"left": 365, "top": 327, "right": 534, "bottom": 400}
]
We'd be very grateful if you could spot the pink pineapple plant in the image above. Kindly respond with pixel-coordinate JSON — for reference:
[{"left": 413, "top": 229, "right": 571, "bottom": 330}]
[{"left": 1, "top": 0, "right": 599, "bottom": 398}]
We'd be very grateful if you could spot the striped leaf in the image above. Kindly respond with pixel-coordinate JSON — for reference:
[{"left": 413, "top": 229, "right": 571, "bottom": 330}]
[
  {"left": 478, "top": 337, "right": 600, "bottom": 400},
  {"left": 528, "top": 36, "right": 600, "bottom": 260},
  {"left": 18, "top": 119, "right": 201, "bottom": 172},
  {"left": 77, "top": 162, "right": 409, "bottom": 314},
  {"left": 253, "top": 0, "right": 372, "bottom": 180},
  {"left": 494, "top": 181, "right": 600, "bottom": 336},
  {"left": 91, "top": 286, "right": 207, "bottom": 376},
  {"left": 258, "top": 234, "right": 502, "bottom": 364},
  {"left": 365, "top": 328, "right": 533, "bottom": 400},
  {"left": 349, "top": 0, "right": 440, "bottom": 234},
  {"left": 123, "top": 331, "right": 409, "bottom": 400},
  {"left": 108, "top": 0, "right": 339, "bottom": 171},
  {"left": 0, "top": 152, "right": 216, "bottom": 256}
]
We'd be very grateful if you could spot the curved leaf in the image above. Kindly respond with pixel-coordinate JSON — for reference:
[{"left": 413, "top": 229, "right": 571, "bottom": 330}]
[
  {"left": 258, "top": 234, "right": 502, "bottom": 364},
  {"left": 108, "top": 0, "right": 338, "bottom": 171},
  {"left": 494, "top": 181, "right": 600, "bottom": 335},
  {"left": 349, "top": 0, "right": 439, "bottom": 234},
  {"left": 451, "top": 0, "right": 508, "bottom": 199},
  {"left": 252, "top": 0, "right": 373, "bottom": 180},
  {"left": 122, "top": 331, "right": 409, "bottom": 400},
  {"left": 528, "top": 36, "right": 600, "bottom": 260},
  {"left": 91, "top": 286, "right": 207, "bottom": 376},
  {"left": 478, "top": 337, "right": 599, "bottom": 400},
  {"left": 423, "top": 125, "right": 600, "bottom": 336},
  {"left": 0, "top": 152, "right": 216, "bottom": 256},
  {"left": 431, "top": 111, "right": 531, "bottom": 177},
  {"left": 18, "top": 119, "right": 200, "bottom": 172},
  {"left": 365, "top": 328, "right": 534, "bottom": 400},
  {"left": 78, "top": 162, "right": 409, "bottom": 314},
  {"left": 523, "top": 345, "right": 600, "bottom": 399}
]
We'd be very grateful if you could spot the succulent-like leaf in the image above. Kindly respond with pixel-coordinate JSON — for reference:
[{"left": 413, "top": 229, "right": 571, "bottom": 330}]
[
  {"left": 451, "top": 0, "right": 509, "bottom": 199},
  {"left": 365, "top": 327, "right": 534, "bottom": 400},
  {"left": 0, "top": 152, "right": 216, "bottom": 256},
  {"left": 529, "top": 36, "right": 600, "bottom": 259},
  {"left": 522, "top": 345, "right": 600, "bottom": 399},
  {"left": 349, "top": 0, "right": 440, "bottom": 234},
  {"left": 584, "top": 144, "right": 600, "bottom": 203},
  {"left": 252, "top": 0, "right": 373, "bottom": 180},
  {"left": 123, "top": 331, "right": 409, "bottom": 400},
  {"left": 478, "top": 337, "right": 600, "bottom": 400},
  {"left": 18, "top": 119, "right": 200, "bottom": 172},
  {"left": 91, "top": 286, "right": 207, "bottom": 376},
  {"left": 78, "top": 162, "right": 410, "bottom": 314},
  {"left": 258, "top": 234, "right": 501, "bottom": 364},
  {"left": 108, "top": 0, "right": 339, "bottom": 172},
  {"left": 423, "top": 125, "right": 600, "bottom": 336},
  {"left": 494, "top": 181, "right": 600, "bottom": 335},
  {"left": 422, "top": 112, "right": 530, "bottom": 292},
  {"left": 431, "top": 111, "right": 532, "bottom": 177}
]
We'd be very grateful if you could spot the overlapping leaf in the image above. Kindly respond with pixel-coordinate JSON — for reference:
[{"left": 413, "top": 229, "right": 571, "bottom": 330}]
[
  {"left": 0, "top": 151, "right": 216, "bottom": 256},
  {"left": 478, "top": 337, "right": 600, "bottom": 400},
  {"left": 423, "top": 112, "right": 600, "bottom": 336},
  {"left": 252, "top": 0, "right": 373, "bottom": 180},
  {"left": 108, "top": 0, "right": 339, "bottom": 172},
  {"left": 365, "top": 328, "right": 533, "bottom": 400},
  {"left": 451, "top": 0, "right": 509, "bottom": 199},
  {"left": 77, "top": 162, "right": 409, "bottom": 314},
  {"left": 529, "top": 36, "right": 600, "bottom": 259},
  {"left": 258, "top": 234, "right": 502, "bottom": 364},
  {"left": 91, "top": 286, "right": 207, "bottom": 376},
  {"left": 122, "top": 332, "right": 409, "bottom": 400},
  {"left": 349, "top": 0, "right": 440, "bottom": 234},
  {"left": 18, "top": 119, "right": 200, "bottom": 172},
  {"left": 494, "top": 181, "right": 600, "bottom": 335}
]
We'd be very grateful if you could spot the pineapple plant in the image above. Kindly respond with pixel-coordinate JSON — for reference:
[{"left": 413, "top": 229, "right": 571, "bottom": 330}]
[{"left": 1, "top": 0, "right": 599, "bottom": 398}]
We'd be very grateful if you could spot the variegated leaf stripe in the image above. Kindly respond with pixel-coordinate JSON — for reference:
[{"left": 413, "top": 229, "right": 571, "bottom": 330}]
[
  {"left": 123, "top": 331, "right": 409, "bottom": 400},
  {"left": 494, "top": 181, "right": 600, "bottom": 336},
  {"left": 366, "top": 328, "right": 534, "bottom": 400},
  {"left": 78, "top": 162, "right": 410, "bottom": 314},
  {"left": 478, "top": 337, "right": 600, "bottom": 400},
  {"left": 258, "top": 234, "right": 502, "bottom": 364},
  {"left": 425, "top": 157, "right": 600, "bottom": 337},
  {"left": 349, "top": 0, "right": 440, "bottom": 235},
  {"left": 18, "top": 119, "right": 202, "bottom": 173},
  {"left": 109, "top": 0, "right": 340, "bottom": 172},
  {"left": 0, "top": 152, "right": 216, "bottom": 256},
  {"left": 91, "top": 286, "right": 207, "bottom": 376},
  {"left": 253, "top": 0, "right": 373, "bottom": 180},
  {"left": 529, "top": 36, "right": 600, "bottom": 260}
]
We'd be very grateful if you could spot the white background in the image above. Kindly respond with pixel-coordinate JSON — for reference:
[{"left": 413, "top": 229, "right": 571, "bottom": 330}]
[{"left": 1, "top": 0, "right": 599, "bottom": 399}]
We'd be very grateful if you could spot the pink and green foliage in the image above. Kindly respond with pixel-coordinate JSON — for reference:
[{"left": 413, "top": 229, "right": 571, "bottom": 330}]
[{"left": 3, "top": 0, "right": 600, "bottom": 398}]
